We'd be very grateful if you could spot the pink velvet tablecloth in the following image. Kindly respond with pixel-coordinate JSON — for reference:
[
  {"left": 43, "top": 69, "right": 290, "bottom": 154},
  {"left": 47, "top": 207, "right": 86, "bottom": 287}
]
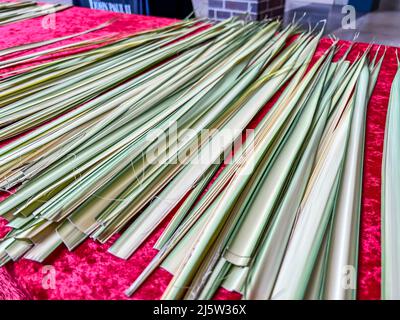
[{"left": 0, "top": 3, "right": 393, "bottom": 300}]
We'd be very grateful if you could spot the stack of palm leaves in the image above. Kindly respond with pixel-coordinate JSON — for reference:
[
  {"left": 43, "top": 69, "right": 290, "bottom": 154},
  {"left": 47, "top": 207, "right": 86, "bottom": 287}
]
[
  {"left": 0, "top": 19, "right": 222, "bottom": 138},
  {"left": 0, "top": 0, "right": 70, "bottom": 26},
  {"left": 132, "top": 42, "right": 383, "bottom": 301},
  {"left": 0, "top": 17, "right": 384, "bottom": 300}
]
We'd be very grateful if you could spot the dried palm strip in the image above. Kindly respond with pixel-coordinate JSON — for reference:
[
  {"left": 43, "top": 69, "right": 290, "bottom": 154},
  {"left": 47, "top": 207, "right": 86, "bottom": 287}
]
[
  {"left": 0, "top": 1, "right": 36, "bottom": 17},
  {"left": 304, "top": 219, "right": 333, "bottom": 300},
  {"left": 23, "top": 224, "right": 62, "bottom": 262},
  {"left": 0, "top": 238, "right": 13, "bottom": 266},
  {"left": 382, "top": 55, "right": 400, "bottom": 300},
  {"left": 124, "top": 163, "right": 236, "bottom": 296},
  {"left": 4, "top": 239, "right": 32, "bottom": 261}
]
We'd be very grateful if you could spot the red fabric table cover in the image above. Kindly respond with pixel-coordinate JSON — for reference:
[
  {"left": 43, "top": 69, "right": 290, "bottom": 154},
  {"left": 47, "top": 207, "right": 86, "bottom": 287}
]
[{"left": 0, "top": 3, "right": 394, "bottom": 300}]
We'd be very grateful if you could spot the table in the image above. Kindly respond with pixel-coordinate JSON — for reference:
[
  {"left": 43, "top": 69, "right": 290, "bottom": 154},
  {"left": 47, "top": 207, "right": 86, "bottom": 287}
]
[{"left": 0, "top": 3, "right": 393, "bottom": 300}]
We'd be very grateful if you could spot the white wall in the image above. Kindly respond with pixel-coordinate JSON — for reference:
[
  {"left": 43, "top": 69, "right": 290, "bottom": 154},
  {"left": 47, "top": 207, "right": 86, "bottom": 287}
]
[{"left": 285, "top": 0, "right": 349, "bottom": 11}]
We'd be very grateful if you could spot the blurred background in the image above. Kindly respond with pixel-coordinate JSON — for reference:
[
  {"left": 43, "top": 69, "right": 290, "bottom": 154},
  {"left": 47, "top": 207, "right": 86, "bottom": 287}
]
[{"left": 41, "top": 0, "right": 400, "bottom": 46}]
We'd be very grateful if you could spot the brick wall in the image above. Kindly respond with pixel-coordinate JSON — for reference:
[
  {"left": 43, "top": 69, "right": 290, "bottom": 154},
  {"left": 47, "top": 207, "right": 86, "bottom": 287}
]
[{"left": 208, "top": 0, "right": 285, "bottom": 21}]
